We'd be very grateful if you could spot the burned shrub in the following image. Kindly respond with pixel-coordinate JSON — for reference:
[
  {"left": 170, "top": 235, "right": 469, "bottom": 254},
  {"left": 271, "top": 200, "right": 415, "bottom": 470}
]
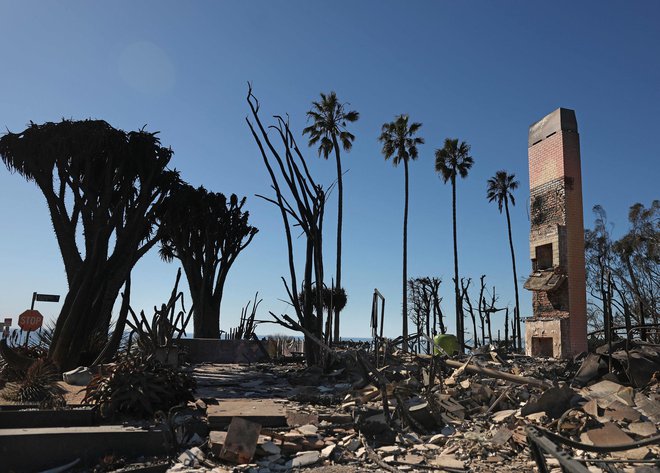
[
  {"left": 0, "top": 343, "right": 45, "bottom": 383},
  {"left": 1, "top": 358, "right": 65, "bottom": 407},
  {"left": 83, "top": 355, "right": 196, "bottom": 419}
]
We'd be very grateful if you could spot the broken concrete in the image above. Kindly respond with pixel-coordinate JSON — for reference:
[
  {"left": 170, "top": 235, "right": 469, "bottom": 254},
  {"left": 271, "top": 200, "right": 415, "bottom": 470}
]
[{"left": 219, "top": 417, "right": 261, "bottom": 464}]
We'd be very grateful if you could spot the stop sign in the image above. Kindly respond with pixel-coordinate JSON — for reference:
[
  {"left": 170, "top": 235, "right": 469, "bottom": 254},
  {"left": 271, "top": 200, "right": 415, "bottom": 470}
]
[{"left": 18, "top": 310, "right": 44, "bottom": 331}]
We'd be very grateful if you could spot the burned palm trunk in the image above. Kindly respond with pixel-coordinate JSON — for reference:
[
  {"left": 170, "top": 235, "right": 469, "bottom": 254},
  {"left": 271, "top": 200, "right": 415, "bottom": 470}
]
[
  {"left": 430, "top": 279, "right": 444, "bottom": 335},
  {"left": 477, "top": 275, "right": 487, "bottom": 345},
  {"left": 246, "top": 86, "right": 326, "bottom": 366},
  {"left": 460, "top": 278, "right": 478, "bottom": 348},
  {"left": 504, "top": 308, "right": 510, "bottom": 348}
]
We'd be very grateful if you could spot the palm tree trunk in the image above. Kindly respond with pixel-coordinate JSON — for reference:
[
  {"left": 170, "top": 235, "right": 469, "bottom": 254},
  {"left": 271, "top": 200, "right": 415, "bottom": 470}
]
[
  {"left": 426, "top": 299, "right": 431, "bottom": 354},
  {"left": 452, "top": 176, "right": 463, "bottom": 352},
  {"left": 402, "top": 159, "right": 409, "bottom": 351},
  {"left": 504, "top": 199, "right": 521, "bottom": 351},
  {"left": 504, "top": 307, "right": 509, "bottom": 348},
  {"left": 332, "top": 137, "right": 343, "bottom": 344}
]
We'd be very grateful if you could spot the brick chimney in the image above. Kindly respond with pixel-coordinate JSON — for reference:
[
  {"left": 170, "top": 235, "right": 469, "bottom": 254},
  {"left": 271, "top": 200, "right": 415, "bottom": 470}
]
[{"left": 524, "top": 108, "right": 588, "bottom": 358}]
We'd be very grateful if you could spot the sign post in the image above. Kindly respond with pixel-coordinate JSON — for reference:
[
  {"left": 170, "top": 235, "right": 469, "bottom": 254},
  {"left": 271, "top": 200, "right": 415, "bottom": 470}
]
[
  {"left": 31, "top": 292, "right": 60, "bottom": 310},
  {"left": 1, "top": 318, "right": 10, "bottom": 340},
  {"left": 24, "top": 292, "right": 60, "bottom": 346}
]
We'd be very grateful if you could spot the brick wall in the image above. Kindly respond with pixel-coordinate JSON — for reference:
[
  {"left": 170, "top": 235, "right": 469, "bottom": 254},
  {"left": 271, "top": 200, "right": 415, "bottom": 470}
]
[
  {"left": 562, "top": 131, "right": 588, "bottom": 354},
  {"left": 530, "top": 177, "right": 566, "bottom": 228},
  {"left": 532, "top": 284, "right": 569, "bottom": 317},
  {"left": 529, "top": 132, "right": 565, "bottom": 189}
]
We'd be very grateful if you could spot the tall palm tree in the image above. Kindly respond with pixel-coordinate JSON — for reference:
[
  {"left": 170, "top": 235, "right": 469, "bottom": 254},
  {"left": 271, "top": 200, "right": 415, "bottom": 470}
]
[
  {"left": 303, "top": 92, "right": 359, "bottom": 344},
  {"left": 379, "top": 115, "right": 424, "bottom": 351},
  {"left": 487, "top": 171, "right": 521, "bottom": 351},
  {"left": 435, "top": 138, "right": 474, "bottom": 353}
]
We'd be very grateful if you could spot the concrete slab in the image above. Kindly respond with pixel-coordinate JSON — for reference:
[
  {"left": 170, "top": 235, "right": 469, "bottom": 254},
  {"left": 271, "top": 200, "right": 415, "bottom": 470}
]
[
  {"left": 207, "top": 398, "right": 287, "bottom": 428},
  {"left": 0, "top": 425, "right": 169, "bottom": 471},
  {"left": 192, "top": 363, "right": 294, "bottom": 400},
  {"left": 0, "top": 407, "right": 96, "bottom": 428}
]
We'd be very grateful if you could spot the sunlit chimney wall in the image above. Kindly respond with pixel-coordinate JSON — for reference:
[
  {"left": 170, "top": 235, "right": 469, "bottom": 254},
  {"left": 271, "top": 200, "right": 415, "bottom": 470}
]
[{"left": 525, "top": 108, "right": 587, "bottom": 357}]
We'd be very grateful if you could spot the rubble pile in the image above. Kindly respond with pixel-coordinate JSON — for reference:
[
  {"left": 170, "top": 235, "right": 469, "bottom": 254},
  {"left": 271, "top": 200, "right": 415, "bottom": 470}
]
[
  {"left": 4, "top": 337, "right": 658, "bottom": 471},
  {"left": 165, "top": 341, "right": 660, "bottom": 473}
]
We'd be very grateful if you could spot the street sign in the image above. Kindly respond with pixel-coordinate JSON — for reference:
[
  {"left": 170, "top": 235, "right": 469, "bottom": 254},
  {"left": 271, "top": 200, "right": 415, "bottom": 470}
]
[
  {"left": 35, "top": 294, "right": 60, "bottom": 303},
  {"left": 18, "top": 310, "right": 43, "bottom": 331}
]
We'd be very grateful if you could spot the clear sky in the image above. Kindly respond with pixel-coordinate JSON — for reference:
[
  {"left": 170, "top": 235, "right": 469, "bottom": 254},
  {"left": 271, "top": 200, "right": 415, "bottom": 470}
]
[{"left": 0, "top": 1, "right": 658, "bottom": 339}]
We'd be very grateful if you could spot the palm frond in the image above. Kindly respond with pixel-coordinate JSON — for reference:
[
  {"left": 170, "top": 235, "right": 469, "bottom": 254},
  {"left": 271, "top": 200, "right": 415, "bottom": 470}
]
[
  {"left": 378, "top": 115, "right": 423, "bottom": 167},
  {"left": 486, "top": 170, "right": 518, "bottom": 213},
  {"left": 303, "top": 91, "right": 359, "bottom": 155}
]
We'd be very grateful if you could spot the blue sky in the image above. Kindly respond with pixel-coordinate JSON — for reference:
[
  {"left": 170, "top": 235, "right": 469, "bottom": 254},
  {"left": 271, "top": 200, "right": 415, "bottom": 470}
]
[{"left": 0, "top": 1, "right": 658, "bottom": 339}]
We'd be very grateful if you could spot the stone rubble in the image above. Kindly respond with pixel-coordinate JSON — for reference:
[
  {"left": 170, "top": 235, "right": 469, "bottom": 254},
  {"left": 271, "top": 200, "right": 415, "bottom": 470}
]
[{"left": 160, "top": 341, "right": 660, "bottom": 473}]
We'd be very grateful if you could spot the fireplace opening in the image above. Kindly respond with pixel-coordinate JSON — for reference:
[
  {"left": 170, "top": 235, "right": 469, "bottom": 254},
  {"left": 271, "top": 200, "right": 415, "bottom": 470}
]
[
  {"left": 531, "top": 336, "right": 554, "bottom": 357},
  {"left": 535, "top": 243, "right": 553, "bottom": 270}
]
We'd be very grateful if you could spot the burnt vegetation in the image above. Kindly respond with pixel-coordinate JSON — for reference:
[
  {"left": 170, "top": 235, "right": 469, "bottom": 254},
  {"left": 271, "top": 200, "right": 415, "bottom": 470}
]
[{"left": 585, "top": 201, "right": 659, "bottom": 343}]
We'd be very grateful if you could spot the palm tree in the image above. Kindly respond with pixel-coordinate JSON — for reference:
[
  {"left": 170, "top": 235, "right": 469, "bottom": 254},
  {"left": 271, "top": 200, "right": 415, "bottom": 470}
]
[
  {"left": 303, "top": 92, "right": 359, "bottom": 344},
  {"left": 435, "top": 138, "right": 474, "bottom": 353},
  {"left": 379, "top": 115, "right": 424, "bottom": 351},
  {"left": 487, "top": 171, "right": 521, "bottom": 351}
]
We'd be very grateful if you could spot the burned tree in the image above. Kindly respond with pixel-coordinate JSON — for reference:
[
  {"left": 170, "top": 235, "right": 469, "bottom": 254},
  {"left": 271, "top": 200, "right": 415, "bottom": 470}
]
[
  {"left": 0, "top": 120, "right": 178, "bottom": 370},
  {"left": 480, "top": 281, "right": 505, "bottom": 346},
  {"left": 460, "top": 275, "right": 505, "bottom": 347},
  {"left": 246, "top": 86, "right": 327, "bottom": 366},
  {"left": 158, "top": 184, "right": 258, "bottom": 338},
  {"left": 613, "top": 201, "right": 659, "bottom": 340},
  {"left": 460, "top": 278, "right": 478, "bottom": 348},
  {"left": 585, "top": 201, "right": 659, "bottom": 342},
  {"left": 585, "top": 205, "right": 618, "bottom": 339},
  {"left": 408, "top": 276, "right": 444, "bottom": 353}
]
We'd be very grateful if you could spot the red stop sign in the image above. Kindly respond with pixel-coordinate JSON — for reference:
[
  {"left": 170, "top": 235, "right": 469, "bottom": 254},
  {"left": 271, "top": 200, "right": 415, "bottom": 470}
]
[{"left": 18, "top": 310, "right": 44, "bottom": 331}]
